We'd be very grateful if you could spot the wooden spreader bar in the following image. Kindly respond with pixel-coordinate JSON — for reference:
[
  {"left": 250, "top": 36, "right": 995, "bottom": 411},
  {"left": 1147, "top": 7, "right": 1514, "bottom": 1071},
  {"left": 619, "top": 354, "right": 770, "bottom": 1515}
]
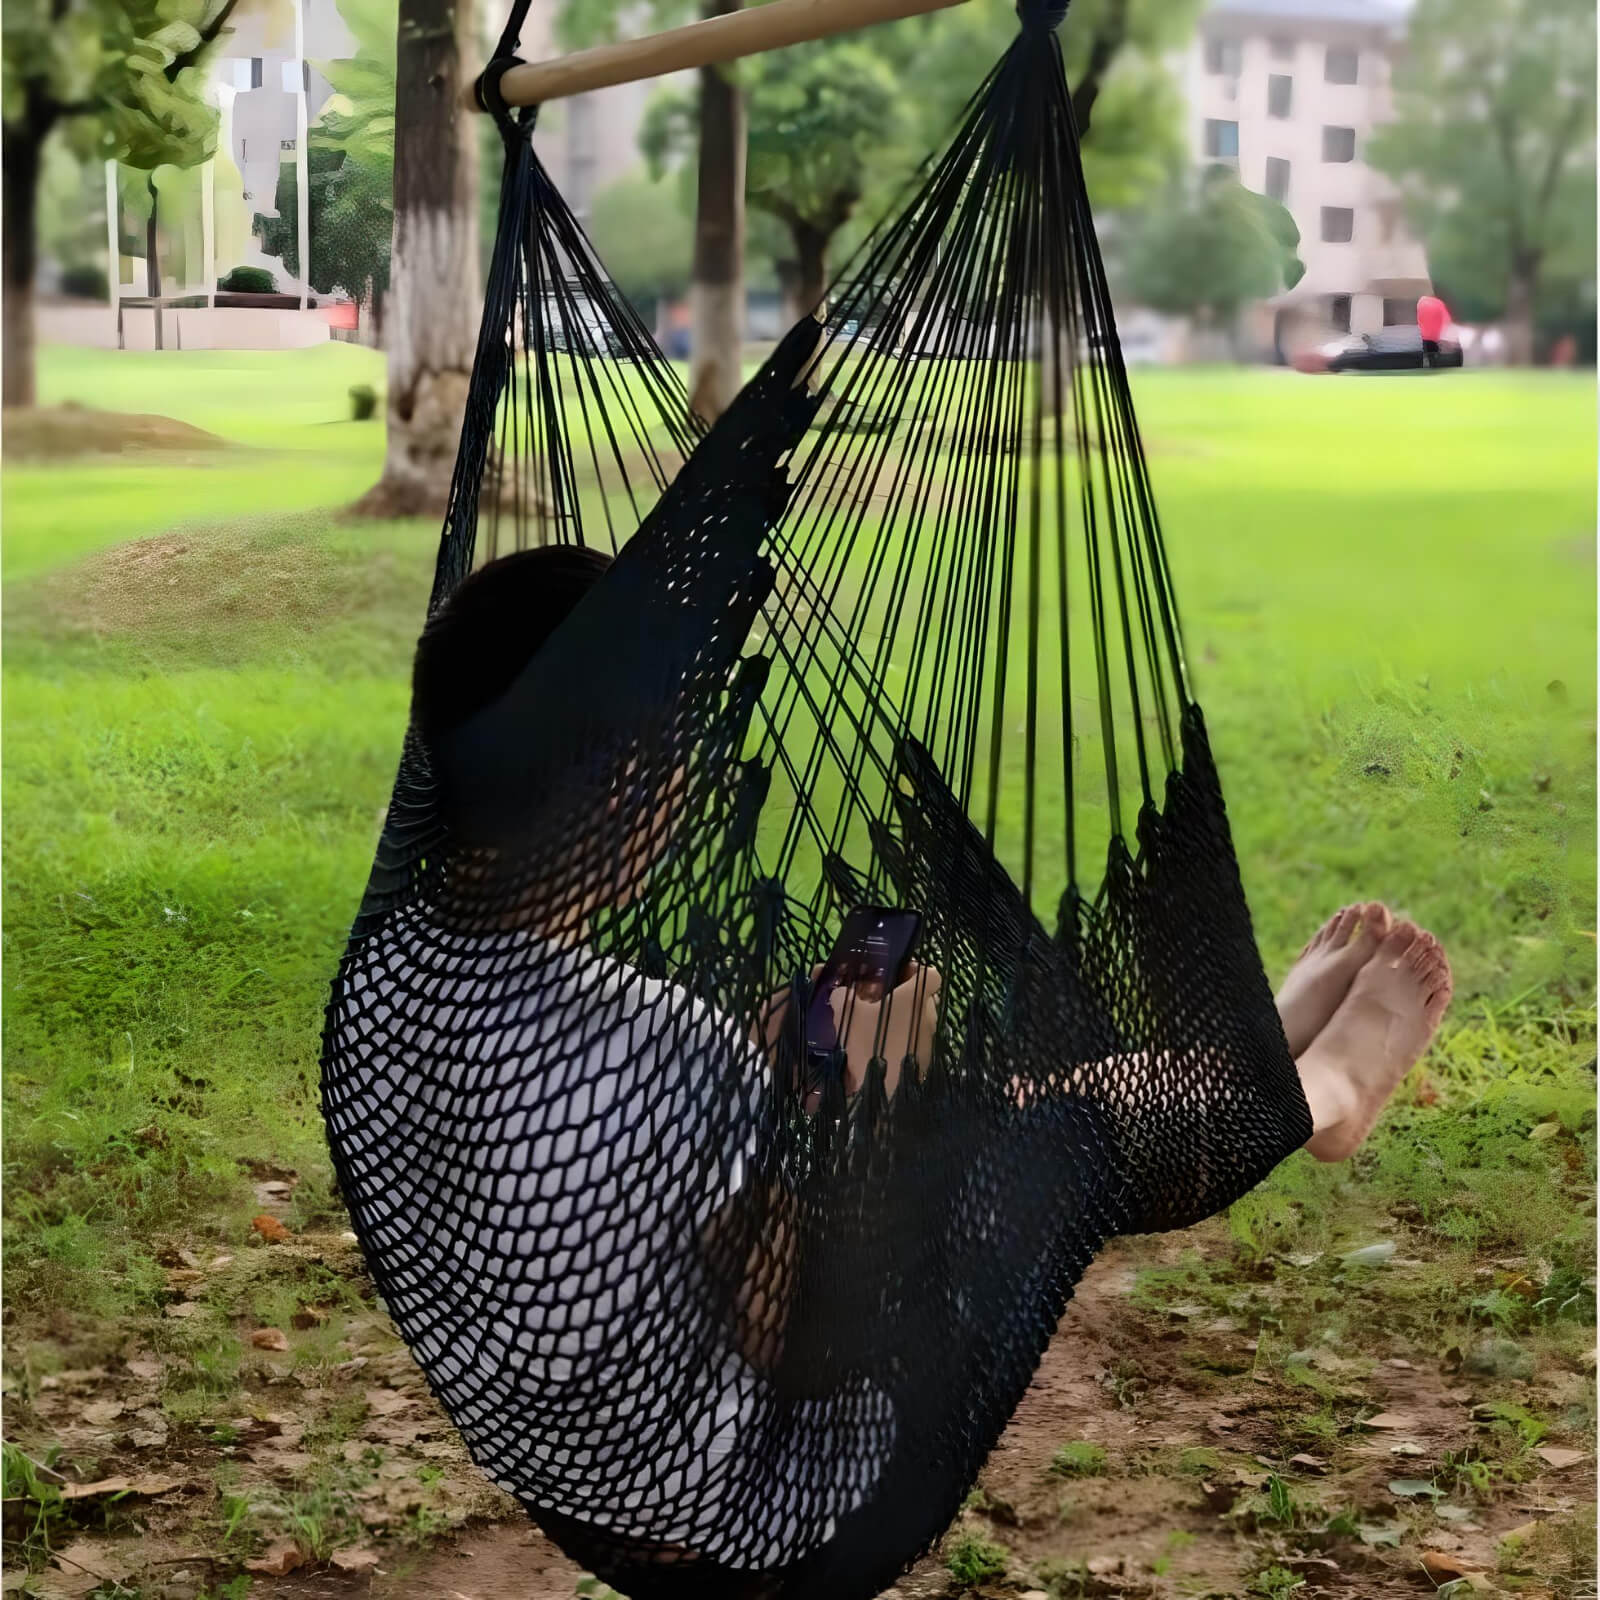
[{"left": 467, "top": 0, "right": 970, "bottom": 110}]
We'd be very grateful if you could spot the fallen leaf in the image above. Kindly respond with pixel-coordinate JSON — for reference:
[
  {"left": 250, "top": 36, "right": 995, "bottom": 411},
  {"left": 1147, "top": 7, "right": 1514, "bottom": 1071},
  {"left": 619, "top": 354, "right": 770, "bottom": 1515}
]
[
  {"left": 1500, "top": 1520, "right": 1541, "bottom": 1543},
  {"left": 1422, "top": 1551, "right": 1479, "bottom": 1582},
  {"left": 1362, "top": 1411, "right": 1419, "bottom": 1431},
  {"left": 59, "top": 1473, "right": 185, "bottom": 1501},
  {"left": 1435, "top": 1504, "right": 1474, "bottom": 1523},
  {"left": 251, "top": 1328, "right": 290, "bottom": 1352},
  {"left": 1389, "top": 1477, "right": 1444, "bottom": 1499},
  {"left": 1343, "top": 1241, "right": 1396, "bottom": 1267},
  {"left": 252, "top": 1214, "right": 292, "bottom": 1244},
  {"left": 246, "top": 1538, "right": 307, "bottom": 1576},
  {"left": 1536, "top": 1446, "right": 1586, "bottom": 1471},
  {"left": 331, "top": 1547, "right": 381, "bottom": 1574},
  {"left": 1357, "top": 1520, "right": 1405, "bottom": 1547},
  {"left": 1530, "top": 1120, "right": 1563, "bottom": 1142},
  {"left": 1287, "top": 1453, "right": 1327, "bottom": 1474}
]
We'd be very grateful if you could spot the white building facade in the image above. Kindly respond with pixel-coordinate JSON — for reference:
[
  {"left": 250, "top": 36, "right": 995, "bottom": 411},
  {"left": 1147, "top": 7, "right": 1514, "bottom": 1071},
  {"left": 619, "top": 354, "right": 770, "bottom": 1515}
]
[{"left": 1180, "top": 0, "right": 1431, "bottom": 354}]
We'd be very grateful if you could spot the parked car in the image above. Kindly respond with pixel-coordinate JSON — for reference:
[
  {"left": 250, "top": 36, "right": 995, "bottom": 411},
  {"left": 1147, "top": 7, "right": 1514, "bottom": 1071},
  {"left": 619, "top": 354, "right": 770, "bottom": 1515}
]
[{"left": 1294, "top": 325, "right": 1464, "bottom": 374}]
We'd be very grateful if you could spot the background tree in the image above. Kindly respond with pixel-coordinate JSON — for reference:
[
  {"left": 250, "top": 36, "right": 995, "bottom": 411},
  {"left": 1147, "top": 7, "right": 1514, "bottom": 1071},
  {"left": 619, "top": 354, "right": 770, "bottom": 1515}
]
[
  {"left": 1, "top": 0, "right": 238, "bottom": 405},
  {"left": 642, "top": 38, "right": 908, "bottom": 325},
  {"left": 353, "top": 0, "right": 479, "bottom": 517},
  {"left": 587, "top": 173, "right": 694, "bottom": 315},
  {"left": 1120, "top": 165, "right": 1304, "bottom": 346},
  {"left": 1367, "top": 0, "right": 1596, "bottom": 365},
  {"left": 261, "top": 0, "right": 397, "bottom": 331}
]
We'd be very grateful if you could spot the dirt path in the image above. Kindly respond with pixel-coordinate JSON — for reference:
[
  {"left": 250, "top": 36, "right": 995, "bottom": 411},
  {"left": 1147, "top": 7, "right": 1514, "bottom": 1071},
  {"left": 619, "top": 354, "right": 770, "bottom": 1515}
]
[{"left": 274, "top": 1237, "right": 1594, "bottom": 1600}]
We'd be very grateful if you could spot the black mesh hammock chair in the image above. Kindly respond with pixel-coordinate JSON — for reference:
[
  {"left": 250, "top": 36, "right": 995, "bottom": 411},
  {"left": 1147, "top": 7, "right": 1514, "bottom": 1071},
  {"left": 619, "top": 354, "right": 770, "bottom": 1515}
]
[{"left": 321, "top": 0, "right": 1314, "bottom": 1593}]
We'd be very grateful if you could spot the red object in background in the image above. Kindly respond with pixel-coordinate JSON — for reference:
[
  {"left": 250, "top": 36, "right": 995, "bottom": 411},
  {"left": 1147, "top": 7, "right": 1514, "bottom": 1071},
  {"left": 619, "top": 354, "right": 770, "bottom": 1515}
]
[
  {"left": 1417, "top": 295, "right": 1450, "bottom": 341},
  {"left": 325, "top": 300, "right": 359, "bottom": 331}
]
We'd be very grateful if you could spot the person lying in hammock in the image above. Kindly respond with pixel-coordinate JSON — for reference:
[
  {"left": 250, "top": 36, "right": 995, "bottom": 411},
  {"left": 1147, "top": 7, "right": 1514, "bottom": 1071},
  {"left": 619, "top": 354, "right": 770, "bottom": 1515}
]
[{"left": 329, "top": 540, "right": 1452, "bottom": 1576}]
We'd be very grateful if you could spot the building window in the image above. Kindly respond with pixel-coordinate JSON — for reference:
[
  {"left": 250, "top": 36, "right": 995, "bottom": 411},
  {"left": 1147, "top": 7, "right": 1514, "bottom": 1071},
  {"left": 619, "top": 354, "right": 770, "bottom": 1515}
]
[
  {"left": 1269, "top": 35, "right": 1295, "bottom": 60},
  {"left": 1204, "top": 119, "right": 1240, "bottom": 159},
  {"left": 1205, "top": 36, "right": 1243, "bottom": 76},
  {"left": 1325, "top": 46, "right": 1358, "bottom": 84},
  {"left": 1268, "top": 74, "right": 1293, "bottom": 117},
  {"left": 1328, "top": 294, "right": 1353, "bottom": 333},
  {"left": 1322, "top": 125, "right": 1356, "bottom": 162},
  {"left": 1321, "top": 206, "right": 1355, "bottom": 243},
  {"left": 1265, "top": 157, "right": 1291, "bottom": 204},
  {"left": 1384, "top": 297, "right": 1417, "bottom": 326},
  {"left": 250, "top": 56, "right": 264, "bottom": 89}
]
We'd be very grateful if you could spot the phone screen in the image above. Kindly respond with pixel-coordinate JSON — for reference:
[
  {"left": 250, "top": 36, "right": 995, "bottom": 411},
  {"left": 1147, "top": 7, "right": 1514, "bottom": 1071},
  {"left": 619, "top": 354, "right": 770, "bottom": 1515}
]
[{"left": 804, "top": 906, "right": 922, "bottom": 1062}]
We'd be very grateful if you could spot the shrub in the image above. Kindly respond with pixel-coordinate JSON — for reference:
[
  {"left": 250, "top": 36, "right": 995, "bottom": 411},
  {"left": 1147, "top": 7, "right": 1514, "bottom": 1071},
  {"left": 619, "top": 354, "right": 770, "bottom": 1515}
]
[
  {"left": 1049, "top": 1440, "right": 1108, "bottom": 1478},
  {"left": 59, "top": 263, "right": 109, "bottom": 301},
  {"left": 348, "top": 383, "right": 378, "bottom": 422},
  {"left": 945, "top": 1531, "right": 1008, "bottom": 1586},
  {"left": 219, "top": 266, "right": 277, "bottom": 294}
]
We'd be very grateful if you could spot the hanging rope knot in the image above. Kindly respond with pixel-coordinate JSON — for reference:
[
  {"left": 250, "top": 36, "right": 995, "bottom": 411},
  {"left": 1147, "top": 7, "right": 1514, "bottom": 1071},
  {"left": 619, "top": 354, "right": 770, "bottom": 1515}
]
[
  {"left": 1015, "top": 0, "right": 1068, "bottom": 34},
  {"left": 475, "top": 56, "right": 535, "bottom": 137}
]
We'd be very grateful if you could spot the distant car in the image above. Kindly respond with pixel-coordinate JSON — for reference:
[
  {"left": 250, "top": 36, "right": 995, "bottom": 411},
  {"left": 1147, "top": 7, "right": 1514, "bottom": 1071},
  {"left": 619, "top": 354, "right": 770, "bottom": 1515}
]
[{"left": 1294, "top": 325, "right": 1464, "bottom": 374}]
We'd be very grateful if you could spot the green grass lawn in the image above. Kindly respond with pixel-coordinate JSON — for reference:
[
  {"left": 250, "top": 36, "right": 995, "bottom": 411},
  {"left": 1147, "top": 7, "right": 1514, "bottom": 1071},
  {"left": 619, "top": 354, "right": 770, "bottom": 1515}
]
[{"left": 3, "top": 344, "right": 1593, "bottom": 1594}]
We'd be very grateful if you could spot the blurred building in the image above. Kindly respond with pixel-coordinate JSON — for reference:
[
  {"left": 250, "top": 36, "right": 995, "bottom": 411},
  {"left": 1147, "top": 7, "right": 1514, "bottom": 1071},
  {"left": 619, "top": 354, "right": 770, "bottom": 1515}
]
[{"left": 1179, "top": 0, "right": 1431, "bottom": 357}]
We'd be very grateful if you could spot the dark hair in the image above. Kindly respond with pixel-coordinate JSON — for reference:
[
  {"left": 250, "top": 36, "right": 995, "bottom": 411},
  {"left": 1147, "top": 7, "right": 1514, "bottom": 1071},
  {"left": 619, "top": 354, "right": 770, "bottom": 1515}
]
[{"left": 411, "top": 544, "right": 613, "bottom": 743}]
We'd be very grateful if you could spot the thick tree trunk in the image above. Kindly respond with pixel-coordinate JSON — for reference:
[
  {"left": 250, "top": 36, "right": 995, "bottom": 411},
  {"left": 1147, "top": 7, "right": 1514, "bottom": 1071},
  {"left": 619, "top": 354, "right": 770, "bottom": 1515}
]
[
  {"left": 688, "top": 0, "right": 745, "bottom": 425},
  {"left": 2, "top": 124, "right": 43, "bottom": 408},
  {"left": 147, "top": 176, "right": 164, "bottom": 351},
  {"left": 1504, "top": 248, "right": 1541, "bottom": 366},
  {"left": 354, "top": 0, "right": 480, "bottom": 518}
]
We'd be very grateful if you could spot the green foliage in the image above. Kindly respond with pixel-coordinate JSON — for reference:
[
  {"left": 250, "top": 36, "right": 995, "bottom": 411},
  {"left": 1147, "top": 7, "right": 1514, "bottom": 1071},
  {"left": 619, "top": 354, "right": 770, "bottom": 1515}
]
[
  {"left": 605, "top": 0, "right": 1194, "bottom": 287},
  {"left": 587, "top": 173, "right": 694, "bottom": 306},
  {"left": 1249, "top": 1565, "right": 1306, "bottom": 1597},
  {"left": 1120, "top": 165, "right": 1304, "bottom": 328},
  {"left": 1367, "top": 0, "right": 1596, "bottom": 337},
  {"left": 349, "top": 382, "right": 379, "bottom": 422},
  {"left": 219, "top": 265, "right": 276, "bottom": 294},
  {"left": 2, "top": 1442, "right": 69, "bottom": 1568},
  {"left": 2, "top": 0, "right": 232, "bottom": 169},
  {"left": 1048, "top": 1440, "right": 1108, "bottom": 1478},
  {"left": 945, "top": 1530, "right": 1009, "bottom": 1586}
]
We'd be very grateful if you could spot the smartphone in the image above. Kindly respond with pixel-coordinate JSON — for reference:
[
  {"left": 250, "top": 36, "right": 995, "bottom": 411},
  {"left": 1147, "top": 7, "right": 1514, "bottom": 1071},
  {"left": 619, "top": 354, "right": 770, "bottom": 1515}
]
[{"left": 804, "top": 906, "right": 923, "bottom": 1065}]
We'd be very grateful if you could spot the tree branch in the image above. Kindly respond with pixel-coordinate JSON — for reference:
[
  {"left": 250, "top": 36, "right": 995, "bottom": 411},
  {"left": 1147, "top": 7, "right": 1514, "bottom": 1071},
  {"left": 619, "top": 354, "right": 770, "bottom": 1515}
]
[
  {"left": 165, "top": 0, "right": 243, "bottom": 82},
  {"left": 1530, "top": 94, "right": 1589, "bottom": 230},
  {"left": 1070, "top": 0, "right": 1129, "bottom": 138}
]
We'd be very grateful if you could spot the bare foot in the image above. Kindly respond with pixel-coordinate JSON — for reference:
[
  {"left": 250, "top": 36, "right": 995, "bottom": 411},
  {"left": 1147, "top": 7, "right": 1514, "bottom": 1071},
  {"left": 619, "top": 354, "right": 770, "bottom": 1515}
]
[
  {"left": 1275, "top": 902, "right": 1394, "bottom": 1057},
  {"left": 1297, "top": 921, "right": 1453, "bottom": 1162}
]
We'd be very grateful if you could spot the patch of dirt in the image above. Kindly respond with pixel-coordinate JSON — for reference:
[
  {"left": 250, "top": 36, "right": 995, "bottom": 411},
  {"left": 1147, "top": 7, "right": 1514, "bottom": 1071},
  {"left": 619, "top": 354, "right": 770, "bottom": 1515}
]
[
  {"left": 2, "top": 403, "right": 230, "bottom": 460},
  {"left": 7, "top": 1224, "right": 1593, "bottom": 1600},
  {"left": 9, "top": 522, "right": 426, "bottom": 657}
]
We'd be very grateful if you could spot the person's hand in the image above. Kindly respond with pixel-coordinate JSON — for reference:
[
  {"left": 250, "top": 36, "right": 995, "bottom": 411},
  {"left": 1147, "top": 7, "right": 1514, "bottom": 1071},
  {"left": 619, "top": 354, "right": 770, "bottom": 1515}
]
[{"left": 827, "top": 962, "right": 942, "bottom": 1100}]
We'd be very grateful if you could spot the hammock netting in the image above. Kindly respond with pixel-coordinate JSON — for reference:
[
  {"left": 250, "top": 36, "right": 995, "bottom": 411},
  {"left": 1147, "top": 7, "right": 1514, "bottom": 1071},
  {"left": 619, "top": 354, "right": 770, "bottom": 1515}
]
[{"left": 322, "top": 3, "right": 1314, "bottom": 1594}]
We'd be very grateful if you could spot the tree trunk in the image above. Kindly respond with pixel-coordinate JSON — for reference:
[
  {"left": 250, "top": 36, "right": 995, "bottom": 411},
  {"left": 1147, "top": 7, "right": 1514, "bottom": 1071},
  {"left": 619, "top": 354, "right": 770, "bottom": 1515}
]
[
  {"left": 688, "top": 0, "right": 745, "bottom": 425},
  {"left": 1504, "top": 247, "right": 1541, "bottom": 366},
  {"left": 147, "top": 176, "right": 164, "bottom": 351},
  {"left": 2, "top": 123, "right": 43, "bottom": 408},
  {"left": 353, "top": 0, "right": 480, "bottom": 518},
  {"left": 787, "top": 220, "right": 828, "bottom": 325}
]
